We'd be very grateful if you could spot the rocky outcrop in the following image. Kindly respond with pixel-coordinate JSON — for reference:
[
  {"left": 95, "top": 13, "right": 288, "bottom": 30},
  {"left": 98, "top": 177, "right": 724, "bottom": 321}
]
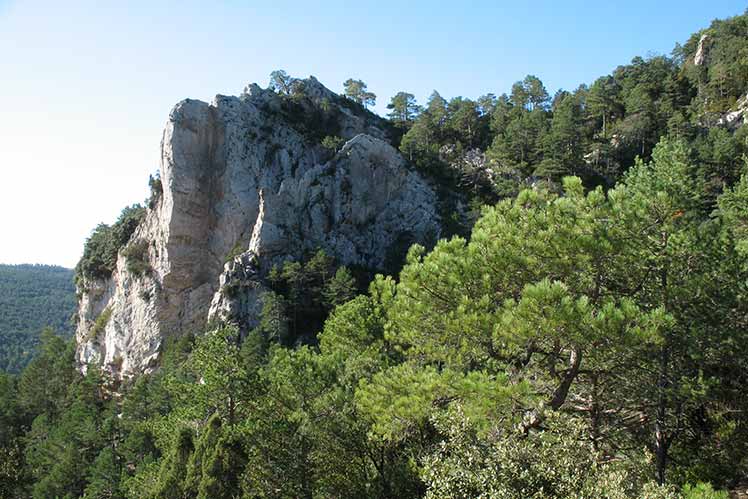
[
  {"left": 718, "top": 93, "right": 748, "bottom": 130},
  {"left": 694, "top": 33, "right": 710, "bottom": 66},
  {"left": 75, "top": 77, "right": 441, "bottom": 378}
]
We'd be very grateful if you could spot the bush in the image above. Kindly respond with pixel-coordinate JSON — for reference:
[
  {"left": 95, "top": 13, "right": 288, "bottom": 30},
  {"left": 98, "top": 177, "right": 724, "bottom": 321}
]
[
  {"left": 682, "top": 482, "right": 729, "bottom": 499},
  {"left": 321, "top": 135, "right": 344, "bottom": 152},
  {"left": 224, "top": 240, "right": 246, "bottom": 264},
  {"left": 280, "top": 98, "right": 342, "bottom": 144},
  {"left": 148, "top": 173, "right": 163, "bottom": 209},
  {"left": 122, "top": 240, "right": 150, "bottom": 276},
  {"left": 88, "top": 307, "right": 112, "bottom": 342},
  {"left": 75, "top": 205, "right": 146, "bottom": 287}
]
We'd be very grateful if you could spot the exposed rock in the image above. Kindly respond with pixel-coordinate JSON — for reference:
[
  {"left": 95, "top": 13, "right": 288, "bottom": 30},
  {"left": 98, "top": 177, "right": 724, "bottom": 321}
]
[
  {"left": 730, "top": 482, "right": 748, "bottom": 499},
  {"left": 208, "top": 133, "right": 441, "bottom": 327},
  {"left": 694, "top": 33, "right": 710, "bottom": 66},
  {"left": 75, "top": 77, "right": 441, "bottom": 378},
  {"left": 208, "top": 252, "right": 265, "bottom": 332},
  {"left": 718, "top": 93, "right": 748, "bottom": 130}
]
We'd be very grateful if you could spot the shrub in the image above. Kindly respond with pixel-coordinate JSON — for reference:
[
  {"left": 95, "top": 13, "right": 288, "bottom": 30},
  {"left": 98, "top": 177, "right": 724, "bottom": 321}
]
[
  {"left": 122, "top": 240, "right": 150, "bottom": 276},
  {"left": 682, "top": 482, "right": 729, "bottom": 499},
  {"left": 321, "top": 135, "right": 344, "bottom": 152},
  {"left": 148, "top": 173, "right": 163, "bottom": 209},
  {"left": 224, "top": 240, "right": 246, "bottom": 264},
  {"left": 277, "top": 87, "right": 343, "bottom": 144},
  {"left": 75, "top": 205, "right": 146, "bottom": 287},
  {"left": 87, "top": 307, "right": 112, "bottom": 342}
]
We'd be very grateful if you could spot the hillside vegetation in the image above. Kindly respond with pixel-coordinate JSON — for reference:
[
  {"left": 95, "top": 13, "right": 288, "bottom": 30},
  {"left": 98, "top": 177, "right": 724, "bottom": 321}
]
[
  {"left": 1, "top": 10, "right": 748, "bottom": 499},
  {"left": 0, "top": 264, "right": 76, "bottom": 373}
]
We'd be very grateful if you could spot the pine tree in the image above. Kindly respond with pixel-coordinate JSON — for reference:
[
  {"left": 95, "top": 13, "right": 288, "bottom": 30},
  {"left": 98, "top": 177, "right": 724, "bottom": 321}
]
[{"left": 387, "top": 92, "right": 420, "bottom": 124}]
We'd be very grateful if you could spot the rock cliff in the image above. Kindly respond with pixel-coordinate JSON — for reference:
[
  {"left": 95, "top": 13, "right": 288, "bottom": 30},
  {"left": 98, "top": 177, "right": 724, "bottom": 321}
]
[
  {"left": 75, "top": 77, "right": 441, "bottom": 378},
  {"left": 718, "top": 92, "right": 748, "bottom": 130},
  {"left": 694, "top": 33, "right": 710, "bottom": 66}
]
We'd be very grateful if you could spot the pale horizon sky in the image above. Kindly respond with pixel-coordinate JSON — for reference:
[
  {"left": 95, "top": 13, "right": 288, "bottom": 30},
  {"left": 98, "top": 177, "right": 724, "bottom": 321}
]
[{"left": 1, "top": 0, "right": 746, "bottom": 268}]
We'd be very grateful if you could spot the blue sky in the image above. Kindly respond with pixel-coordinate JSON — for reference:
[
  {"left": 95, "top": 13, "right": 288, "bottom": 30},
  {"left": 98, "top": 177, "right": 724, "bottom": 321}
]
[{"left": 0, "top": 0, "right": 745, "bottom": 267}]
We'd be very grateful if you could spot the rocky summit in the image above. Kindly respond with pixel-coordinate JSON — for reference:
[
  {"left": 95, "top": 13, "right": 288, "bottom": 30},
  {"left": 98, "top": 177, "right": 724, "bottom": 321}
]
[{"left": 75, "top": 77, "right": 441, "bottom": 378}]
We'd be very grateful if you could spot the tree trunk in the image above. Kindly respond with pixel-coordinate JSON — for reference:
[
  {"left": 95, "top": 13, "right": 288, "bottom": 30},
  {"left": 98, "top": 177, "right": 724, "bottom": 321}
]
[
  {"left": 602, "top": 112, "right": 606, "bottom": 138},
  {"left": 655, "top": 261, "right": 670, "bottom": 485},
  {"left": 655, "top": 344, "right": 669, "bottom": 484},
  {"left": 590, "top": 373, "right": 600, "bottom": 454},
  {"left": 550, "top": 347, "right": 581, "bottom": 410},
  {"left": 522, "top": 347, "right": 582, "bottom": 434}
]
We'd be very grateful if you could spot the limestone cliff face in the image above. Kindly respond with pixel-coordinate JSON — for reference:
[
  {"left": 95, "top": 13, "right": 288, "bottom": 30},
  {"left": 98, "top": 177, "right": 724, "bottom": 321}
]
[
  {"left": 718, "top": 93, "right": 748, "bottom": 130},
  {"left": 694, "top": 33, "right": 710, "bottom": 66},
  {"left": 75, "top": 78, "right": 441, "bottom": 378}
]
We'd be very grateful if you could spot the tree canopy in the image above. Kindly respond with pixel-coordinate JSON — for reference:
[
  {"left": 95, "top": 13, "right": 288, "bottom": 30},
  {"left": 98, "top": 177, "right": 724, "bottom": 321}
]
[
  {"left": 0, "top": 265, "right": 75, "bottom": 373},
  {"left": 343, "top": 78, "right": 376, "bottom": 108},
  {"left": 4, "top": 10, "right": 748, "bottom": 499}
]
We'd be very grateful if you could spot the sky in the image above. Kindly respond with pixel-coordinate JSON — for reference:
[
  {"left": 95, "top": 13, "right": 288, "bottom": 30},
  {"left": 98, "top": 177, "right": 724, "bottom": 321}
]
[{"left": 0, "top": 0, "right": 745, "bottom": 268}]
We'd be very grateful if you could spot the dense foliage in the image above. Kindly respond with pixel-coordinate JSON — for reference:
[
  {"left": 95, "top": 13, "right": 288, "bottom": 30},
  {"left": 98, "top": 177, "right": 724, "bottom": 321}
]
[
  {"left": 2, "top": 138, "right": 744, "bottom": 498},
  {"left": 0, "top": 265, "right": 75, "bottom": 373},
  {"left": 395, "top": 13, "right": 748, "bottom": 205},
  {"left": 259, "top": 70, "right": 392, "bottom": 147},
  {"left": 265, "top": 249, "right": 360, "bottom": 346},
  {"left": 74, "top": 204, "right": 146, "bottom": 288},
  {"left": 3, "top": 10, "right": 748, "bottom": 499}
]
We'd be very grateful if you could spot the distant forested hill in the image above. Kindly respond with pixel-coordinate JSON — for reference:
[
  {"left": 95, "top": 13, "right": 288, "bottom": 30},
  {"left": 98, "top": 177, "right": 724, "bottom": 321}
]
[{"left": 0, "top": 264, "right": 76, "bottom": 372}]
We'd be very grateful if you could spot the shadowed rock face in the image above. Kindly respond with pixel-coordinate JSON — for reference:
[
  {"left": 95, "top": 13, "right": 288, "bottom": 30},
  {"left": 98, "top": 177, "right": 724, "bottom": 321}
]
[{"left": 75, "top": 78, "right": 441, "bottom": 378}]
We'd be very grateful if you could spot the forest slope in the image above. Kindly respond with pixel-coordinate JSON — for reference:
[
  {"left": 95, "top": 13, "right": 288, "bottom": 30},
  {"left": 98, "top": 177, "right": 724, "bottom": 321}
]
[
  {"left": 1, "top": 9, "right": 747, "bottom": 499},
  {"left": 0, "top": 264, "right": 75, "bottom": 372}
]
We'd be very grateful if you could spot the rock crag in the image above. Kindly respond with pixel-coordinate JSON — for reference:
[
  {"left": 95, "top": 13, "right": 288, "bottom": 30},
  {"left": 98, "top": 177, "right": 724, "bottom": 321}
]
[{"left": 75, "top": 77, "right": 441, "bottom": 378}]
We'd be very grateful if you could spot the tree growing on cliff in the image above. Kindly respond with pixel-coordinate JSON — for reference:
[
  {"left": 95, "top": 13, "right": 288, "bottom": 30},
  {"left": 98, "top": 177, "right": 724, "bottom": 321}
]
[
  {"left": 343, "top": 78, "right": 376, "bottom": 108},
  {"left": 268, "top": 69, "right": 294, "bottom": 95}
]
